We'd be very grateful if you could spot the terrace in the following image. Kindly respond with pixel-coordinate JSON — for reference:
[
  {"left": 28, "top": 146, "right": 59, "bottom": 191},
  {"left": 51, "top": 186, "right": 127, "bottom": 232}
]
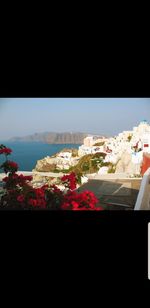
[
  {"left": 0, "top": 169, "right": 150, "bottom": 210},
  {"left": 77, "top": 174, "right": 141, "bottom": 210}
]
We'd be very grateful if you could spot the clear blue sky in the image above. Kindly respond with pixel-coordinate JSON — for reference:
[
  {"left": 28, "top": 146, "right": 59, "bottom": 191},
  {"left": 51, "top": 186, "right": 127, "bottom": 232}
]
[{"left": 0, "top": 98, "right": 150, "bottom": 140}]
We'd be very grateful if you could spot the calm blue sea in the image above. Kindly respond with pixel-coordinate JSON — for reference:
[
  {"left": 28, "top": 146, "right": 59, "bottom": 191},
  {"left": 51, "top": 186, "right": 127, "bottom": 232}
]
[{"left": 0, "top": 142, "right": 81, "bottom": 172}]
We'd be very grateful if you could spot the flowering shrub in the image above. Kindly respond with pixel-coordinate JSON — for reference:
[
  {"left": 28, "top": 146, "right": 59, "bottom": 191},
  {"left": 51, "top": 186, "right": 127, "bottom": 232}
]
[
  {"left": 0, "top": 144, "right": 103, "bottom": 210},
  {"left": 61, "top": 190, "right": 103, "bottom": 210},
  {"left": 61, "top": 172, "right": 77, "bottom": 190},
  {"left": 1, "top": 161, "right": 19, "bottom": 173},
  {"left": 0, "top": 147, "right": 12, "bottom": 155}
]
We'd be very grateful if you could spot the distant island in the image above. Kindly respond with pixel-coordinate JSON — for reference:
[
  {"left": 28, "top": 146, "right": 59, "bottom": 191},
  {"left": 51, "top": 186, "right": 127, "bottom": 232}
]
[{"left": 9, "top": 132, "right": 89, "bottom": 144}]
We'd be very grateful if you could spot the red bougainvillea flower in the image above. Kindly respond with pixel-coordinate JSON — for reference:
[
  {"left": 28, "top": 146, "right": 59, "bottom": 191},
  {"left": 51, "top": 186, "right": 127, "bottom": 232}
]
[
  {"left": 41, "top": 184, "right": 49, "bottom": 190},
  {"left": 35, "top": 188, "right": 45, "bottom": 198},
  {"left": 25, "top": 176, "right": 33, "bottom": 181},
  {"left": 1, "top": 160, "right": 18, "bottom": 174},
  {"left": 61, "top": 172, "right": 77, "bottom": 190},
  {"left": 28, "top": 198, "right": 38, "bottom": 207},
  {"left": 50, "top": 184, "right": 62, "bottom": 194},
  {"left": 36, "top": 199, "right": 46, "bottom": 208},
  {"left": 28, "top": 197, "right": 46, "bottom": 208},
  {"left": 2, "top": 173, "right": 33, "bottom": 190},
  {"left": 7, "top": 161, "right": 18, "bottom": 169},
  {"left": 62, "top": 191, "right": 79, "bottom": 206},
  {"left": 2, "top": 176, "right": 9, "bottom": 182},
  {"left": 71, "top": 201, "right": 80, "bottom": 210},
  {"left": 60, "top": 189, "right": 100, "bottom": 210},
  {"left": 61, "top": 202, "right": 70, "bottom": 210},
  {"left": 95, "top": 206, "right": 104, "bottom": 211},
  {"left": 0, "top": 147, "right": 12, "bottom": 155},
  {"left": 79, "top": 191, "right": 99, "bottom": 205},
  {"left": 11, "top": 173, "right": 18, "bottom": 179},
  {"left": 73, "top": 206, "right": 88, "bottom": 211},
  {"left": 18, "top": 174, "right": 33, "bottom": 182},
  {"left": 17, "top": 195, "right": 25, "bottom": 203}
]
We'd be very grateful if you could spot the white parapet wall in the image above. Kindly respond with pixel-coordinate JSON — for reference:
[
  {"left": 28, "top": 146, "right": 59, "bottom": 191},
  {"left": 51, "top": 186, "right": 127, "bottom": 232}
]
[
  {"left": 0, "top": 171, "right": 64, "bottom": 181},
  {"left": 134, "top": 167, "right": 150, "bottom": 210}
]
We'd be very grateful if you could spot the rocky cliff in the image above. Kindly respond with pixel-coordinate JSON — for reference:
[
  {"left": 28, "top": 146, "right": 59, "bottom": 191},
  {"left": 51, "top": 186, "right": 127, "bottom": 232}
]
[
  {"left": 9, "top": 132, "right": 88, "bottom": 144},
  {"left": 33, "top": 148, "right": 80, "bottom": 172}
]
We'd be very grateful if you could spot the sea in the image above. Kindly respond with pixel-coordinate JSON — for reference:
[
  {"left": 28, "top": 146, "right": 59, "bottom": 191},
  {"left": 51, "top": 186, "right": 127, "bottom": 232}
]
[{"left": 0, "top": 142, "right": 81, "bottom": 172}]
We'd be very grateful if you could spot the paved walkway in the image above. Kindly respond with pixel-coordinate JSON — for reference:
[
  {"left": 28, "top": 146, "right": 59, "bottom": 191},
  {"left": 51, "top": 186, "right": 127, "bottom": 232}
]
[{"left": 77, "top": 178, "right": 141, "bottom": 210}]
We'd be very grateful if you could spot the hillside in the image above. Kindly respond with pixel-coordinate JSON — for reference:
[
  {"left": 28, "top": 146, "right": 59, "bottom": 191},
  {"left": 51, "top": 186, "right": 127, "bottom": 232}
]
[{"left": 9, "top": 132, "right": 88, "bottom": 144}]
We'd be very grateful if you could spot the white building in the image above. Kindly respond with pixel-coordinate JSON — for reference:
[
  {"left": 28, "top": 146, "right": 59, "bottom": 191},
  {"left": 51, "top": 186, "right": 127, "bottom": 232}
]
[
  {"left": 83, "top": 135, "right": 108, "bottom": 147},
  {"left": 57, "top": 152, "right": 72, "bottom": 160},
  {"left": 83, "top": 136, "right": 94, "bottom": 147},
  {"left": 78, "top": 121, "right": 150, "bottom": 175}
]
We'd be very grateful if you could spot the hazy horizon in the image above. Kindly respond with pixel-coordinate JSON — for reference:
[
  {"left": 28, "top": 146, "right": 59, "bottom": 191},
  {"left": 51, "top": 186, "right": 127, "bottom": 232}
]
[{"left": 0, "top": 98, "right": 150, "bottom": 140}]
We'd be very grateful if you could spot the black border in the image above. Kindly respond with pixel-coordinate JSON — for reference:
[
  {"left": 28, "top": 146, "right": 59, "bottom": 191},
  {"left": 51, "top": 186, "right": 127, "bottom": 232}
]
[
  {"left": 0, "top": 210, "right": 150, "bottom": 284},
  {"left": 0, "top": 57, "right": 150, "bottom": 98}
]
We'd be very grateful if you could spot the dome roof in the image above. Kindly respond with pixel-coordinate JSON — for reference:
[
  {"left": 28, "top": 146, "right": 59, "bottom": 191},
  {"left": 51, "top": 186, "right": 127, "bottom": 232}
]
[{"left": 140, "top": 119, "right": 147, "bottom": 123}]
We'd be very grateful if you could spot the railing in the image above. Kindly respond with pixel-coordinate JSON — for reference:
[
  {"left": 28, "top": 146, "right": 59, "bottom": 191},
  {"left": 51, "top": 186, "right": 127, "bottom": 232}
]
[{"left": 134, "top": 167, "right": 150, "bottom": 210}]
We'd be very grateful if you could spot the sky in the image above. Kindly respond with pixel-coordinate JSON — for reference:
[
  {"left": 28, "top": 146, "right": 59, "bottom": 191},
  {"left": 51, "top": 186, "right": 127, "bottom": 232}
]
[{"left": 0, "top": 98, "right": 150, "bottom": 140}]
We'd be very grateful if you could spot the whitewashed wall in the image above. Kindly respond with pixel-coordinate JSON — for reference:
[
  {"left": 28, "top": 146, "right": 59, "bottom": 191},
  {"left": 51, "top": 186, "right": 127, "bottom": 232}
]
[{"left": 134, "top": 167, "right": 150, "bottom": 210}]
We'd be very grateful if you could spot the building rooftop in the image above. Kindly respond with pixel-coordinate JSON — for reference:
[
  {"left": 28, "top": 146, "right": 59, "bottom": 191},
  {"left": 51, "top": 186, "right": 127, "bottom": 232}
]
[{"left": 140, "top": 119, "right": 148, "bottom": 124}]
